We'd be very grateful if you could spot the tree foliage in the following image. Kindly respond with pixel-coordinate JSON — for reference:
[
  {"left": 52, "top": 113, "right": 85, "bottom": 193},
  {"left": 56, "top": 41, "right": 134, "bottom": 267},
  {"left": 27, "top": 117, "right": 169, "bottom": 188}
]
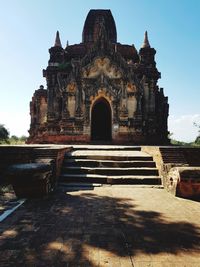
[
  {"left": 169, "top": 128, "right": 200, "bottom": 147},
  {"left": 0, "top": 125, "right": 27, "bottom": 144},
  {"left": 9, "top": 135, "right": 27, "bottom": 144},
  {"left": 0, "top": 124, "right": 9, "bottom": 143},
  {"left": 194, "top": 122, "right": 200, "bottom": 145}
]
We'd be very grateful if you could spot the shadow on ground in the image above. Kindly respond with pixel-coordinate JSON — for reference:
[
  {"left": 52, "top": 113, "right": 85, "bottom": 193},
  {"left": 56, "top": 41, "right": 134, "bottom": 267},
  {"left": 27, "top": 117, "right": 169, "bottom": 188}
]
[{"left": 0, "top": 189, "right": 200, "bottom": 266}]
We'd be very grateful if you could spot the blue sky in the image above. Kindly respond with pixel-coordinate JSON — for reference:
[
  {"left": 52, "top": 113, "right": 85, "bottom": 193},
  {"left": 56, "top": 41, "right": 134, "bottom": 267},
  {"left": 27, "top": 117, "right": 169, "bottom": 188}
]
[{"left": 0, "top": 0, "right": 199, "bottom": 141}]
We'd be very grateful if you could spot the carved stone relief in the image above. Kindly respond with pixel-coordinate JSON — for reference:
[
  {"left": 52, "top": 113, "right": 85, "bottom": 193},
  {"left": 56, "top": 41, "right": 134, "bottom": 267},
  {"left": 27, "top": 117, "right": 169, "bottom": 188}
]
[{"left": 83, "top": 57, "right": 122, "bottom": 79}]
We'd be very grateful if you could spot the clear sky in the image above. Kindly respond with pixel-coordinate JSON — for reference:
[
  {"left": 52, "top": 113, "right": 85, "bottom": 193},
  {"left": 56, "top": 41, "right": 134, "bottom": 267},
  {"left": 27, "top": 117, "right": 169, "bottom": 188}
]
[{"left": 0, "top": 0, "right": 199, "bottom": 141}]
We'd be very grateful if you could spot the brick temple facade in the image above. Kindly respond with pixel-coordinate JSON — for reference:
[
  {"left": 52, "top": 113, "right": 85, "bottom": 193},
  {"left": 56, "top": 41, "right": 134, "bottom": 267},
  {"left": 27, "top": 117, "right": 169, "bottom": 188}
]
[{"left": 28, "top": 9, "right": 169, "bottom": 144}]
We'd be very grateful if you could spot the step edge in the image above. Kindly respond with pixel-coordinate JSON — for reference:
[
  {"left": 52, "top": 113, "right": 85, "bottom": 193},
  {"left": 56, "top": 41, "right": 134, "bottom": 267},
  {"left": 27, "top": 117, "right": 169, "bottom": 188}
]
[{"left": 60, "top": 174, "right": 161, "bottom": 179}]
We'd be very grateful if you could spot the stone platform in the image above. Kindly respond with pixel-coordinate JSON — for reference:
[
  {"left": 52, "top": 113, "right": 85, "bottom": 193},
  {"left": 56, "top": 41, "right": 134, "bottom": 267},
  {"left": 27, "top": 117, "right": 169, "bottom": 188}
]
[{"left": 0, "top": 186, "right": 200, "bottom": 266}]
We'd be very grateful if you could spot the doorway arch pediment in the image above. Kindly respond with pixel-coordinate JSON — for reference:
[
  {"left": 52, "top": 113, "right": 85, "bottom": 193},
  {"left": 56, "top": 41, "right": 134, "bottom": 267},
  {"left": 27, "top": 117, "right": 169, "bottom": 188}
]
[{"left": 90, "top": 89, "right": 113, "bottom": 106}]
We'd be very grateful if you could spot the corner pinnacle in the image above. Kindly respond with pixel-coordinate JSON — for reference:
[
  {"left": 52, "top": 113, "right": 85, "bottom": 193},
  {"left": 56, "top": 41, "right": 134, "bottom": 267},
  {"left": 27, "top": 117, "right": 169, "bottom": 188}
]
[
  {"left": 142, "top": 31, "right": 151, "bottom": 48},
  {"left": 54, "top": 31, "right": 62, "bottom": 47}
]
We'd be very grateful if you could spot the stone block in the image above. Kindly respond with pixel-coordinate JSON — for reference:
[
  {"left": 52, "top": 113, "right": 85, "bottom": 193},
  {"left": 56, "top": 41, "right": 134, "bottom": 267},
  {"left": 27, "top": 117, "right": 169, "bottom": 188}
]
[
  {"left": 6, "top": 163, "right": 53, "bottom": 198},
  {"left": 166, "top": 167, "right": 200, "bottom": 198}
]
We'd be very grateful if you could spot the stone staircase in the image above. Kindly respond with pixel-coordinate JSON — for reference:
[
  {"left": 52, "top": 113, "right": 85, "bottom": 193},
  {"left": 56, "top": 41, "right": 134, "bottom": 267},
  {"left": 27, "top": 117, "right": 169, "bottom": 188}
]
[{"left": 59, "top": 146, "right": 162, "bottom": 186}]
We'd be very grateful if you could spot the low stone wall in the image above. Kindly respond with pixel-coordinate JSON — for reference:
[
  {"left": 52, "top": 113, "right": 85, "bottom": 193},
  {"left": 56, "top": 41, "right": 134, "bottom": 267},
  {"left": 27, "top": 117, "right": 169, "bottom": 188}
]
[
  {"left": 32, "top": 146, "right": 71, "bottom": 181},
  {"left": 142, "top": 146, "right": 200, "bottom": 198},
  {"left": 0, "top": 145, "right": 72, "bottom": 197},
  {"left": 141, "top": 146, "right": 163, "bottom": 177},
  {"left": 27, "top": 134, "right": 90, "bottom": 144},
  {"left": 182, "top": 148, "right": 200, "bottom": 166},
  {"left": 159, "top": 147, "right": 187, "bottom": 164},
  {"left": 0, "top": 146, "right": 34, "bottom": 184}
]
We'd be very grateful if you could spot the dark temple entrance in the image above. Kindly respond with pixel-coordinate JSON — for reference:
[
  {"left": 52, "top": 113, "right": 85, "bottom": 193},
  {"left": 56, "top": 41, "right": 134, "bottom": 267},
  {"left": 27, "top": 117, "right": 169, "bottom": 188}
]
[{"left": 91, "top": 98, "right": 112, "bottom": 141}]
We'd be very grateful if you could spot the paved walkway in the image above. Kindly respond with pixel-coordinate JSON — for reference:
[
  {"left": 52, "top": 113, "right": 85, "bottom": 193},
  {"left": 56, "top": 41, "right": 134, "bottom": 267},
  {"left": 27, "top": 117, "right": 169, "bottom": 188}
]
[{"left": 0, "top": 186, "right": 200, "bottom": 266}]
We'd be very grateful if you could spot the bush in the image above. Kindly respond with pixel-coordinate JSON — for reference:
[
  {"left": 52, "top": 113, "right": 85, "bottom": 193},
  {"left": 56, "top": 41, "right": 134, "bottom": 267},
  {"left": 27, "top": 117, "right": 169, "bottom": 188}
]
[
  {"left": 195, "top": 136, "right": 200, "bottom": 145},
  {"left": 9, "top": 135, "right": 27, "bottom": 145},
  {"left": 0, "top": 124, "right": 9, "bottom": 143}
]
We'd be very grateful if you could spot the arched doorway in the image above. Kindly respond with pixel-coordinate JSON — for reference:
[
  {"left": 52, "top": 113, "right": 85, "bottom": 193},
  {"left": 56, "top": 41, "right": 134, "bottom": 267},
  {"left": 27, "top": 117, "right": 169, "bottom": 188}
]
[{"left": 91, "top": 98, "right": 112, "bottom": 141}]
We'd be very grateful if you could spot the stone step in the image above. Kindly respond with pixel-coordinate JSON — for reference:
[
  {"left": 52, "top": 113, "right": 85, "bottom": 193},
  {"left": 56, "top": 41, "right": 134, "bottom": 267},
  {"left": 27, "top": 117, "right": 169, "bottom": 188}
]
[
  {"left": 59, "top": 182, "right": 164, "bottom": 189},
  {"left": 59, "top": 174, "right": 161, "bottom": 185},
  {"left": 63, "top": 159, "right": 156, "bottom": 168},
  {"left": 71, "top": 145, "right": 141, "bottom": 151},
  {"left": 62, "top": 166, "right": 159, "bottom": 176},
  {"left": 67, "top": 149, "right": 148, "bottom": 155},
  {"left": 65, "top": 154, "right": 153, "bottom": 161},
  {"left": 60, "top": 147, "right": 160, "bottom": 186}
]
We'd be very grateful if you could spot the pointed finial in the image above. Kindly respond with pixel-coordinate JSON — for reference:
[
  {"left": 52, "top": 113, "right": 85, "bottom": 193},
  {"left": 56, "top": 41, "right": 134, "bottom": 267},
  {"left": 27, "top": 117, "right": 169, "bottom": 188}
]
[
  {"left": 142, "top": 31, "right": 151, "bottom": 48},
  {"left": 54, "top": 31, "right": 62, "bottom": 47},
  {"left": 66, "top": 40, "right": 69, "bottom": 47}
]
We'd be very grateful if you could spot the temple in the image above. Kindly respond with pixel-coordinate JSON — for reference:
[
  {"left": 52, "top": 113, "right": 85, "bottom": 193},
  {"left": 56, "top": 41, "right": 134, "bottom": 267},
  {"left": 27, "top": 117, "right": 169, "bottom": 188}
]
[{"left": 28, "top": 9, "right": 169, "bottom": 144}]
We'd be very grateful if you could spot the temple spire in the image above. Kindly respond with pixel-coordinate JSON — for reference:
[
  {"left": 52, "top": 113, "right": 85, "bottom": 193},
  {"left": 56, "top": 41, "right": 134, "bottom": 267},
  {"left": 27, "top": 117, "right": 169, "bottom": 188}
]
[
  {"left": 142, "top": 31, "right": 150, "bottom": 48},
  {"left": 54, "top": 31, "right": 62, "bottom": 47}
]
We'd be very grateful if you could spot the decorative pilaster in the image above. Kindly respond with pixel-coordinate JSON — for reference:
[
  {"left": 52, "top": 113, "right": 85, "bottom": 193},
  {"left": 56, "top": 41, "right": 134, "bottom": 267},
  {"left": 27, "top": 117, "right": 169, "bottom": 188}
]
[
  {"left": 61, "top": 92, "right": 70, "bottom": 121},
  {"left": 133, "top": 92, "right": 143, "bottom": 130},
  {"left": 112, "top": 99, "right": 119, "bottom": 123}
]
